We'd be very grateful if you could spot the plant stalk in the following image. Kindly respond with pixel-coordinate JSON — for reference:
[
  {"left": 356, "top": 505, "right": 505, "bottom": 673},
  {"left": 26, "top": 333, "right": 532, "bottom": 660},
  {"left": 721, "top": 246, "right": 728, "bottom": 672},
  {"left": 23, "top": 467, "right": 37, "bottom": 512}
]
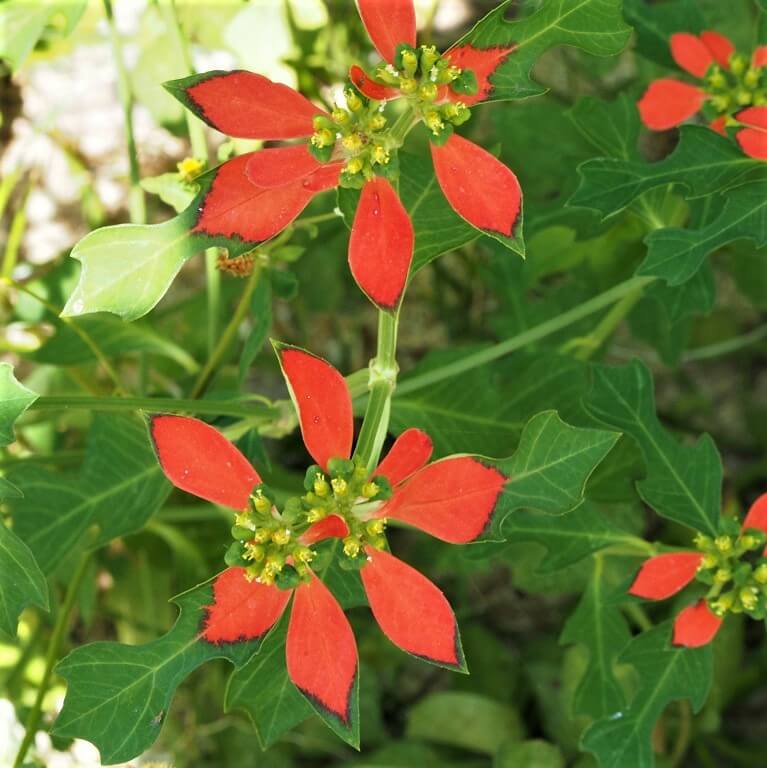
[
  {"left": 13, "top": 554, "right": 91, "bottom": 768},
  {"left": 102, "top": 0, "right": 146, "bottom": 225}
]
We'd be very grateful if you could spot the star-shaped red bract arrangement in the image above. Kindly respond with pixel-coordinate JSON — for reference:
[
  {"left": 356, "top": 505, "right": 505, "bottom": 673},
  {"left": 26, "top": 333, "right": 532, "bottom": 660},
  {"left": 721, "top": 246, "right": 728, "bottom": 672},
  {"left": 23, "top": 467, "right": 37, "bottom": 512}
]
[
  {"left": 164, "top": 0, "right": 523, "bottom": 311},
  {"left": 149, "top": 343, "right": 509, "bottom": 744},
  {"left": 638, "top": 31, "right": 767, "bottom": 159},
  {"left": 629, "top": 494, "right": 767, "bottom": 648}
]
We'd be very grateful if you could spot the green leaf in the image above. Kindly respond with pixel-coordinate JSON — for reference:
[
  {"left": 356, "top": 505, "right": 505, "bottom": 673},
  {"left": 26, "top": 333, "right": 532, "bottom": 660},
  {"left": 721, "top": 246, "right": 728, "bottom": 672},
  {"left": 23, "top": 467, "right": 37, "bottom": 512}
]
[
  {"left": 140, "top": 173, "right": 198, "bottom": 213},
  {"left": 638, "top": 179, "right": 767, "bottom": 285},
  {"left": 581, "top": 623, "right": 713, "bottom": 768},
  {"left": 488, "top": 411, "right": 619, "bottom": 538},
  {"left": 239, "top": 275, "right": 272, "bottom": 387},
  {"left": 54, "top": 577, "right": 264, "bottom": 764},
  {"left": 62, "top": 214, "right": 196, "bottom": 323},
  {"left": 568, "top": 94, "right": 640, "bottom": 161},
  {"left": 225, "top": 614, "right": 312, "bottom": 749},
  {"left": 495, "top": 739, "right": 565, "bottom": 768},
  {"left": 0, "top": 524, "right": 49, "bottom": 641},
  {"left": 570, "top": 126, "right": 764, "bottom": 219},
  {"left": 28, "top": 313, "right": 198, "bottom": 372},
  {"left": 339, "top": 151, "right": 479, "bottom": 271},
  {"left": 0, "top": 362, "right": 37, "bottom": 447},
  {"left": 622, "top": 0, "right": 704, "bottom": 68},
  {"left": 501, "top": 501, "right": 644, "bottom": 573},
  {"left": 560, "top": 556, "right": 632, "bottom": 719},
  {"left": 453, "top": 0, "right": 631, "bottom": 102},
  {"left": 583, "top": 360, "right": 722, "bottom": 535},
  {"left": 405, "top": 692, "right": 523, "bottom": 754},
  {"left": 0, "top": 0, "right": 86, "bottom": 71},
  {"left": 391, "top": 352, "right": 589, "bottom": 457},
  {"left": 7, "top": 413, "right": 170, "bottom": 569}
]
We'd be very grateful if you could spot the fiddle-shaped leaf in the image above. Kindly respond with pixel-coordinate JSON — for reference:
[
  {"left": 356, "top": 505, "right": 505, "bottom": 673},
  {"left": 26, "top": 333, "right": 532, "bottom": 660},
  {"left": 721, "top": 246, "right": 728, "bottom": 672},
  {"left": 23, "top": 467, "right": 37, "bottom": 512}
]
[
  {"left": 583, "top": 360, "right": 722, "bottom": 535},
  {"left": 6, "top": 413, "right": 170, "bottom": 569},
  {"left": 54, "top": 576, "right": 269, "bottom": 764},
  {"left": 639, "top": 179, "right": 767, "bottom": 285},
  {"left": 0, "top": 362, "right": 37, "bottom": 447},
  {"left": 581, "top": 622, "right": 713, "bottom": 767},
  {"left": 451, "top": 0, "right": 631, "bottom": 103}
]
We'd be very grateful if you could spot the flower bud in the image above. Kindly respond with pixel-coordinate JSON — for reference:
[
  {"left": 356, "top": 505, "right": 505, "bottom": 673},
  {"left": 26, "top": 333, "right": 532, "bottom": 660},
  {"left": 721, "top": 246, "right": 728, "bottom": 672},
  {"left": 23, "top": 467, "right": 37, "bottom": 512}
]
[
  {"left": 343, "top": 536, "right": 360, "bottom": 557},
  {"left": 177, "top": 156, "right": 204, "bottom": 182},
  {"left": 419, "top": 82, "right": 438, "bottom": 102},
  {"left": 714, "top": 568, "right": 731, "bottom": 584},
  {"left": 707, "top": 68, "right": 726, "bottom": 89},
  {"left": 244, "top": 542, "right": 265, "bottom": 562},
  {"left": 271, "top": 528, "right": 291, "bottom": 546},
  {"left": 744, "top": 68, "right": 760, "bottom": 88},
  {"left": 740, "top": 586, "right": 759, "bottom": 611},
  {"left": 730, "top": 53, "right": 747, "bottom": 75},
  {"left": 313, "top": 474, "right": 330, "bottom": 497},
  {"left": 711, "top": 592, "right": 734, "bottom": 616},
  {"left": 424, "top": 110, "right": 445, "bottom": 134},
  {"left": 715, "top": 535, "right": 733, "bottom": 552},
  {"left": 332, "top": 477, "right": 349, "bottom": 497},
  {"left": 346, "top": 157, "right": 364, "bottom": 175},
  {"left": 332, "top": 107, "right": 350, "bottom": 124},
  {"left": 306, "top": 507, "right": 325, "bottom": 523},
  {"left": 345, "top": 89, "right": 364, "bottom": 112},
  {"left": 362, "top": 481, "right": 380, "bottom": 498},
  {"left": 366, "top": 518, "right": 386, "bottom": 536},
  {"left": 754, "top": 564, "right": 767, "bottom": 584},
  {"left": 701, "top": 553, "right": 719, "bottom": 569},
  {"left": 399, "top": 77, "right": 418, "bottom": 95},
  {"left": 342, "top": 133, "right": 364, "bottom": 153},
  {"left": 420, "top": 45, "right": 440, "bottom": 74}
]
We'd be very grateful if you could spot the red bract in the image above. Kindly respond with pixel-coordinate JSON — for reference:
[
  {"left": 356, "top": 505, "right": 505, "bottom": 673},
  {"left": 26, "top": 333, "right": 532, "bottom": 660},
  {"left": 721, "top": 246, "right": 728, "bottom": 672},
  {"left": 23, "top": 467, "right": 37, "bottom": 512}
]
[
  {"left": 166, "top": 70, "right": 413, "bottom": 311},
  {"left": 149, "top": 344, "right": 511, "bottom": 740},
  {"left": 628, "top": 494, "right": 767, "bottom": 648},
  {"left": 352, "top": 0, "right": 523, "bottom": 247},
  {"left": 735, "top": 106, "right": 767, "bottom": 160},
  {"left": 637, "top": 31, "right": 767, "bottom": 160}
]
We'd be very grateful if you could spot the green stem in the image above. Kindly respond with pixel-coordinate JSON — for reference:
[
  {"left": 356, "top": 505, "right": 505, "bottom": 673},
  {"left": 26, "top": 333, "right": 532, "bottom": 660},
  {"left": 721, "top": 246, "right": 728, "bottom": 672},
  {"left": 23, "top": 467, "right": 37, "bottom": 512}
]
[
  {"left": 6, "top": 278, "right": 128, "bottom": 395},
  {"left": 102, "top": 0, "right": 145, "bottom": 224},
  {"left": 353, "top": 310, "right": 399, "bottom": 471},
  {"left": 1, "top": 178, "right": 31, "bottom": 280},
  {"left": 395, "top": 275, "right": 656, "bottom": 397},
  {"left": 29, "top": 394, "right": 277, "bottom": 421},
  {"left": 160, "top": 0, "right": 221, "bottom": 355},
  {"left": 189, "top": 265, "right": 263, "bottom": 399},
  {"left": 669, "top": 700, "right": 693, "bottom": 767},
  {"left": 683, "top": 322, "right": 767, "bottom": 361},
  {"left": 13, "top": 554, "right": 91, "bottom": 768}
]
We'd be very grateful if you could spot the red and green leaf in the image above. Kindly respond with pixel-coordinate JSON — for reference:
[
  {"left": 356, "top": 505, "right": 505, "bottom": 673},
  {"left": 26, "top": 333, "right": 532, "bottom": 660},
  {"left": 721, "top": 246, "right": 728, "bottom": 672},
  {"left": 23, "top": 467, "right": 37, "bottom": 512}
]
[
  {"left": 374, "top": 427, "right": 433, "bottom": 486},
  {"left": 349, "top": 64, "right": 399, "bottom": 101},
  {"left": 735, "top": 106, "right": 767, "bottom": 161},
  {"left": 273, "top": 342, "right": 354, "bottom": 470},
  {"left": 356, "top": 0, "right": 416, "bottom": 64},
  {"left": 628, "top": 552, "right": 703, "bottom": 600},
  {"left": 443, "top": 44, "right": 515, "bottom": 106},
  {"left": 672, "top": 600, "right": 723, "bottom": 647},
  {"left": 349, "top": 177, "right": 414, "bottom": 309},
  {"left": 150, "top": 415, "right": 260, "bottom": 510},
  {"left": 361, "top": 547, "right": 466, "bottom": 671},
  {"left": 430, "top": 134, "right": 523, "bottom": 257},
  {"left": 164, "top": 70, "right": 324, "bottom": 140},
  {"left": 286, "top": 573, "right": 359, "bottom": 746}
]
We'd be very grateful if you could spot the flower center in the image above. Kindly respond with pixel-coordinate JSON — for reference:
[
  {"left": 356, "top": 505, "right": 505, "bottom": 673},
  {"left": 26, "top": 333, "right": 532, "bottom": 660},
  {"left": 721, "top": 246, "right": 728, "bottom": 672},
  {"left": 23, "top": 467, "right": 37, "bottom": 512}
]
[
  {"left": 225, "top": 456, "right": 392, "bottom": 587},
  {"left": 694, "top": 522, "right": 767, "bottom": 619},
  {"left": 704, "top": 53, "right": 766, "bottom": 119}
]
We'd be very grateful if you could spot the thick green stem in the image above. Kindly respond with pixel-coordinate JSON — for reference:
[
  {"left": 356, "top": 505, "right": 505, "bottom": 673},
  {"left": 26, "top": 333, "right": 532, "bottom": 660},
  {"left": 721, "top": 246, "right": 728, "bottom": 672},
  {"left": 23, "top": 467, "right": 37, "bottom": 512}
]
[
  {"left": 353, "top": 311, "right": 399, "bottom": 471},
  {"left": 29, "top": 394, "right": 277, "bottom": 421},
  {"left": 189, "top": 265, "right": 263, "bottom": 399},
  {"left": 102, "top": 0, "right": 145, "bottom": 224},
  {"left": 395, "top": 276, "right": 656, "bottom": 397},
  {"left": 13, "top": 554, "right": 91, "bottom": 768}
]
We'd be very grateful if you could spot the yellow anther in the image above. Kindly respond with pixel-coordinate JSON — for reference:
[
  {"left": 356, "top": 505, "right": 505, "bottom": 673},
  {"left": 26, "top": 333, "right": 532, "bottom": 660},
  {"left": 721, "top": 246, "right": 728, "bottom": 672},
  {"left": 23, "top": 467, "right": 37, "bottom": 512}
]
[
  {"left": 332, "top": 108, "right": 350, "bottom": 124},
  {"left": 730, "top": 53, "right": 747, "bottom": 75},
  {"left": 714, "top": 535, "right": 733, "bottom": 553},
  {"left": 271, "top": 528, "right": 291, "bottom": 546},
  {"left": 252, "top": 492, "right": 272, "bottom": 515},
  {"left": 694, "top": 533, "right": 713, "bottom": 548},
  {"left": 735, "top": 88, "right": 752, "bottom": 105},
  {"left": 257, "top": 571, "right": 275, "bottom": 586},
  {"left": 711, "top": 593, "right": 733, "bottom": 616},
  {"left": 419, "top": 82, "right": 438, "bottom": 102},
  {"left": 424, "top": 110, "right": 444, "bottom": 134},
  {"left": 368, "top": 114, "right": 387, "bottom": 132},
  {"left": 234, "top": 512, "right": 254, "bottom": 530},
  {"left": 252, "top": 529, "right": 271, "bottom": 544},
  {"left": 740, "top": 586, "right": 759, "bottom": 610},
  {"left": 343, "top": 537, "right": 360, "bottom": 557},
  {"left": 701, "top": 553, "right": 719, "bottom": 569},
  {"left": 744, "top": 68, "right": 760, "bottom": 88},
  {"left": 313, "top": 475, "right": 330, "bottom": 497},
  {"left": 399, "top": 77, "right": 418, "bottom": 95},
  {"left": 177, "top": 156, "right": 204, "bottom": 181},
  {"left": 362, "top": 481, "right": 380, "bottom": 498},
  {"left": 740, "top": 534, "right": 758, "bottom": 550},
  {"left": 332, "top": 477, "right": 348, "bottom": 496},
  {"left": 755, "top": 564, "right": 767, "bottom": 584},
  {"left": 346, "top": 90, "right": 363, "bottom": 111},
  {"left": 420, "top": 45, "right": 440, "bottom": 73},
  {"left": 707, "top": 68, "right": 726, "bottom": 89},
  {"left": 714, "top": 568, "right": 731, "bottom": 584},
  {"left": 371, "top": 145, "right": 389, "bottom": 165},
  {"left": 401, "top": 49, "right": 418, "bottom": 76},
  {"left": 370, "top": 535, "right": 387, "bottom": 550},
  {"left": 294, "top": 547, "right": 315, "bottom": 564},
  {"left": 366, "top": 518, "right": 386, "bottom": 536},
  {"left": 306, "top": 507, "right": 325, "bottom": 523},
  {"left": 244, "top": 543, "right": 265, "bottom": 562},
  {"left": 711, "top": 94, "right": 731, "bottom": 112},
  {"left": 341, "top": 133, "right": 364, "bottom": 153},
  {"left": 311, "top": 128, "right": 335, "bottom": 148},
  {"left": 346, "top": 157, "right": 364, "bottom": 175}
]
